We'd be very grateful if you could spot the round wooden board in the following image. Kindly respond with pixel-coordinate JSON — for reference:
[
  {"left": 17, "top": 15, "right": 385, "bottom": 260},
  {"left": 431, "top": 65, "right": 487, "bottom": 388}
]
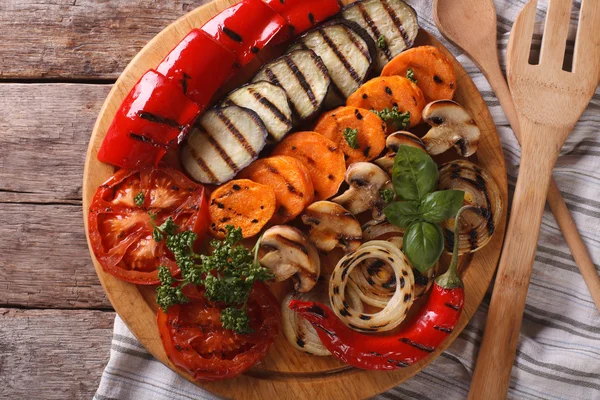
[{"left": 83, "top": 1, "right": 508, "bottom": 398}]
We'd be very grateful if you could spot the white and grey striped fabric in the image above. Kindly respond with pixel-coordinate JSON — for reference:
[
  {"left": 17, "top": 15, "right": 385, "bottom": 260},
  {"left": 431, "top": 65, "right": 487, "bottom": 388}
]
[{"left": 95, "top": 1, "right": 600, "bottom": 399}]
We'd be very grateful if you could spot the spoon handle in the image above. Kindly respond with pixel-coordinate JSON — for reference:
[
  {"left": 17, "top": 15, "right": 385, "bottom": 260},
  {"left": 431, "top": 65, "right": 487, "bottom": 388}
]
[{"left": 483, "top": 60, "right": 600, "bottom": 312}]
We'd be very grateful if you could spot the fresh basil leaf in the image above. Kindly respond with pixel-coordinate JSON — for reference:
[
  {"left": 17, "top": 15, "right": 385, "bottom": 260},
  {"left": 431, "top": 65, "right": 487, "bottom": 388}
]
[
  {"left": 403, "top": 221, "right": 444, "bottom": 272},
  {"left": 420, "top": 190, "right": 465, "bottom": 223},
  {"left": 384, "top": 201, "right": 421, "bottom": 228},
  {"left": 392, "top": 145, "right": 439, "bottom": 201}
]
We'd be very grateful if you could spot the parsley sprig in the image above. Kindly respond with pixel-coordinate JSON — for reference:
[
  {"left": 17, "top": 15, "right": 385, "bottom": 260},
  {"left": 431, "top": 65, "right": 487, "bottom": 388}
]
[
  {"left": 406, "top": 68, "right": 417, "bottom": 84},
  {"left": 371, "top": 106, "right": 411, "bottom": 130},
  {"left": 343, "top": 127, "right": 360, "bottom": 149},
  {"left": 155, "top": 224, "right": 273, "bottom": 334}
]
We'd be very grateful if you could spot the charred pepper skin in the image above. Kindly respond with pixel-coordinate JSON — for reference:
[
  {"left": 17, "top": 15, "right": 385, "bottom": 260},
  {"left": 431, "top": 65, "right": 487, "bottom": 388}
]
[
  {"left": 289, "top": 284, "right": 463, "bottom": 370},
  {"left": 97, "top": 70, "right": 201, "bottom": 169},
  {"left": 264, "top": 0, "right": 342, "bottom": 40},
  {"left": 202, "top": 0, "right": 288, "bottom": 67}
]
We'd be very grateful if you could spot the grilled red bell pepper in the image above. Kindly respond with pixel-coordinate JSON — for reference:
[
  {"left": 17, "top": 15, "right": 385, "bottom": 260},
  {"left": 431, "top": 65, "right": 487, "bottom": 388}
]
[
  {"left": 201, "top": 0, "right": 287, "bottom": 67},
  {"left": 264, "top": 0, "right": 342, "bottom": 38},
  {"left": 157, "top": 29, "right": 236, "bottom": 110},
  {"left": 290, "top": 206, "right": 474, "bottom": 371},
  {"left": 97, "top": 70, "right": 201, "bottom": 169}
]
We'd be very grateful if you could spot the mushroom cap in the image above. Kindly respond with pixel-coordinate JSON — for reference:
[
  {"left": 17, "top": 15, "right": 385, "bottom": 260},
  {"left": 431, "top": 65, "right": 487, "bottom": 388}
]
[
  {"left": 375, "top": 132, "right": 426, "bottom": 175},
  {"left": 421, "top": 100, "right": 480, "bottom": 157},
  {"left": 301, "top": 201, "right": 362, "bottom": 253},
  {"left": 259, "top": 225, "right": 320, "bottom": 292}
]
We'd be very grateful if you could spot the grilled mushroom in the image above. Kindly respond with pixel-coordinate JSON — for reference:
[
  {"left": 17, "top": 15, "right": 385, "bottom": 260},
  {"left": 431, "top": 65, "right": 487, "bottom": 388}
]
[
  {"left": 259, "top": 225, "right": 320, "bottom": 292},
  {"left": 421, "top": 100, "right": 481, "bottom": 157},
  {"left": 301, "top": 201, "right": 362, "bottom": 253},
  {"left": 375, "top": 131, "right": 426, "bottom": 176},
  {"left": 438, "top": 160, "right": 502, "bottom": 254},
  {"left": 332, "top": 162, "right": 393, "bottom": 219},
  {"left": 362, "top": 218, "right": 405, "bottom": 241}
]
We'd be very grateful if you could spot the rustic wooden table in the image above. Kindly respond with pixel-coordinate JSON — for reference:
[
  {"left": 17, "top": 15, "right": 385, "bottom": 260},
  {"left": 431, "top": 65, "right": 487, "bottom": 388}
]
[{"left": 0, "top": 1, "right": 212, "bottom": 398}]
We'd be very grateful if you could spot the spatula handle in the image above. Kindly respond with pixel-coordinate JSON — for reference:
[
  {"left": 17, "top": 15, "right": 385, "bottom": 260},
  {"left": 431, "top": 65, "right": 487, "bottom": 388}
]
[{"left": 468, "top": 131, "right": 559, "bottom": 399}]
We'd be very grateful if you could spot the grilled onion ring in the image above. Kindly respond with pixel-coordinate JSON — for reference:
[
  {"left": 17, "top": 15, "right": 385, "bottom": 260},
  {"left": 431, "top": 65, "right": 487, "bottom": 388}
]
[
  {"left": 282, "top": 283, "right": 363, "bottom": 356},
  {"left": 329, "top": 240, "right": 415, "bottom": 332},
  {"left": 438, "top": 160, "right": 502, "bottom": 255},
  {"left": 362, "top": 218, "right": 405, "bottom": 241}
]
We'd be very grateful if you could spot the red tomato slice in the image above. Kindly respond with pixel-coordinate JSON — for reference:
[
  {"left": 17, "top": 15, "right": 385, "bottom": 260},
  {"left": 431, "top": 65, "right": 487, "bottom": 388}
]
[
  {"left": 157, "top": 283, "right": 280, "bottom": 381},
  {"left": 88, "top": 167, "right": 209, "bottom": 285}
]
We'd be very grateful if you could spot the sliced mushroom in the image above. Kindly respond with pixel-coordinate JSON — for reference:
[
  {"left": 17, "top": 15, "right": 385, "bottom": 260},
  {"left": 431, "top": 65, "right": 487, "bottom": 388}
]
[
  {"left": 332, "top": 162, "right": 393, "bottom": 219},
  {"left": 259, "top": 225, "right": 320, "bottom": 292},
  {"left": 421, "top": 100, "right": 480, "bottom": 157},
  {"left": 375, "top": 131, "right": 426, "bottom": 176},
  {"left": 301, "top": 201, "right": 362, "bottom": 253}
]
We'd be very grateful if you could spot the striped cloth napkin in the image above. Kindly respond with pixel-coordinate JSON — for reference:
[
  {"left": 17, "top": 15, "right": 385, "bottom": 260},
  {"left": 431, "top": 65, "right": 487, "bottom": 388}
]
[{"left": 94, "top": 1, "right": 600, "bottom": 399}]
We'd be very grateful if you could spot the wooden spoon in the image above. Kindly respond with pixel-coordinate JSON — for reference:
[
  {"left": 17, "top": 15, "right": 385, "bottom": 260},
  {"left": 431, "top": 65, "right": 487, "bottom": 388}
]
[
  {"left": 433, "top": 0, "right": 600, "bottom": 313},
  {"left": 464, "top": 0, "right": 600, "bottom": 397}
]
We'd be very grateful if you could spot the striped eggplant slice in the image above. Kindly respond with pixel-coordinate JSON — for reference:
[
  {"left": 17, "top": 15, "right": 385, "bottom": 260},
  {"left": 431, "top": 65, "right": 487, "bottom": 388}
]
[
  {"left": 288, "top": 21, "right": 377, "bottom": 108},
  {"left": 252, "top": 49, "right": 331, "bottom": 121},
  {"left": 181, "top": 105, "right": 267, "bottom": 184},
  {"left": 221, "top": 81, "right": 294, "bottom": 143},
  {"left": 438, "top": 160, "right": 503, "bottom": 255},
  {"left": 342, "top": 0, "right": 419, "bottom": 71}
]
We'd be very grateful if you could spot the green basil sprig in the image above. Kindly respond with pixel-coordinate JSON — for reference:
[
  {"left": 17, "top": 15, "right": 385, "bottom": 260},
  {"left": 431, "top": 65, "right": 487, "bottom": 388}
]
[{"left": 383, "top": 145, "right": 464, "bottom": 272}]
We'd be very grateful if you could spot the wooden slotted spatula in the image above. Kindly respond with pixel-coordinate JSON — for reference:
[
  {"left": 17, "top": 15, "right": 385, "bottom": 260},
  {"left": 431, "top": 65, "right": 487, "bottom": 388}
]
[
  {"left": 468, "top": 0, "right": 600, "bottom": 398},
  {"left": 433, "top": 0, "right": 600, "bottom": 313}
]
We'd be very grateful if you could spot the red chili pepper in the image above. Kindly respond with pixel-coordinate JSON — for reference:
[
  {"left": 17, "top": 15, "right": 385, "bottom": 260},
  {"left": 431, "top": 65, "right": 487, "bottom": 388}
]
[
  {"left": 264, "top": 0, "right": 342, "bottom": 39},
  {"left": 157, "top": 29, "right": 237, "bottom": 110},
  {"left": 97, "top": 70, "right": 200, "bottom": 169},
  {"left": 290, "top": 206, "right": 474, "bottom": 371},
  {"left": 201, "top": 0, "right": 287, "bottom": 67}
]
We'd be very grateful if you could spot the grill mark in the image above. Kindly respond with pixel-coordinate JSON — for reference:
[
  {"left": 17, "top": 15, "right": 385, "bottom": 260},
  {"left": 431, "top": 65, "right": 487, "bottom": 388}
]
[
  {"left": 433, "top": 325, "right": 454, "bottom": 334},
  {"left": 275, "top": 234, "right": 309, "bottom": 255},
  {"left": 284, "top": 55, "right": 318, "bottom": 109},
  {"left": 344, "top": 26, "right": 371, "bottom": 61},
  {"left": 204, "top": 131, "right": 239, "bottom": 173},
  {"left": 399, "top": 338, "right": 435, "bottom": 353},
  {"left": 358, "top": 3, "right": 392, "bottom": 61},
  {"left": 265, "top": 68, "right": 281, "bottom": 87},
  {"left": 381, "top": 0, "right": 411, "bottom": 48},
  {"left": 319, "top": 29, "right": 362, "bottom": 84},
  {"left": 445, "top": 302, "right": 461, "bottom": 311},
  {"left": 128, "top": 133, "right": 167, "bottom": 148},
  {"left": 249, "top": 88, "right": 291, "bottom": 126},
  {"left": 266, "top": 162, "right": 303, "bottom": 199},
  {"left": 222, "top": 27, "right": 243, "bottom": 43},
  {"left": 215, "top": 108, "right": 257, "bottom": 158},
  {"left": 137, "top": 111, "right": 181, "bottom": 129},
  {"left": 186, "top": 144, "right": 218, "bottom": 182}
]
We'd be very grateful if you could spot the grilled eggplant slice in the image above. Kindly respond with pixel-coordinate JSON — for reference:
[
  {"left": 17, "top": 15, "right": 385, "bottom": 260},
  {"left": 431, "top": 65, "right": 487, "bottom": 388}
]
[
  {"left": 252, "top": 49, "right": 331, "bottom": 120},
  {"left": 342, "top": 0, "right": 419, "bottom": 71},
  {"left": 222, "top": 81, "right": 293, "bottom": 143},
  {"left": 181, "top": 105, "right": 267, "bottom": 184},
  {"left": 288, "top": 21, "right": 377, "bottom": 107}
]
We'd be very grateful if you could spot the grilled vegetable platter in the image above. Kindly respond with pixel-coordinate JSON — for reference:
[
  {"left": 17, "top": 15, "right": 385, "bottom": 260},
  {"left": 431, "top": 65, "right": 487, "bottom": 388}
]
[{"left": 83, "top": 0, "right": 508, "bottom": 397}]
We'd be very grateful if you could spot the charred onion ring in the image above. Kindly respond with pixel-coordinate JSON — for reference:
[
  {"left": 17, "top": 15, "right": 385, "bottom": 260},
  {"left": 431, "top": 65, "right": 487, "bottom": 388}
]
[
  {"left": 329, "top": 240, "right": 415, "bottom": 332},
  {"left": 438, "top": 160, "right": 502, "bottom": 255},
  {"left": 282, "top": 282, "right": 363, "bottom": 356}
]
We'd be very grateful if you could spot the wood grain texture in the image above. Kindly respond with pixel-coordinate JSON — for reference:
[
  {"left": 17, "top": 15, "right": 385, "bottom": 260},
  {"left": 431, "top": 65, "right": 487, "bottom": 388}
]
[
  {"left": 0, "top": 83, "right": 110, "bottom": 202},
  {"left": 81, "top": 0, "right": 508, "bottom": 398},
  {"left": 468, "top": 0, "right": 600, "bottom": 398},
  {"left": 0, "top": 0, "right": 213, "bottom": 80},
  {"left": 432, "top": 0, "right": 600, "bottom": 313},
  {"left": 0, "top": 202, "right": 111, "bottom": 309},
  {"left": 0, "top": 308, "right": 114, "bottom": 399}
]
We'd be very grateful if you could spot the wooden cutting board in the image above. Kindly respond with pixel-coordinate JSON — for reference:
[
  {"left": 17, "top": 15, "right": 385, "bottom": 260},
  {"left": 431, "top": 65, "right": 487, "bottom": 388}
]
[{"left": 82, "top": 0, "right": 508, "bottom": 398}]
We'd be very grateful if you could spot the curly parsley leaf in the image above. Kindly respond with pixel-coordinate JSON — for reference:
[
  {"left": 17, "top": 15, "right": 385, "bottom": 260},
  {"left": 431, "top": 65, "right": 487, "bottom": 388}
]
[
  {"left": 343, "top": 127, "right": 360, "bottom": 149},
  {"left": 155, "top": 225, "right": 273, "bottom": 334},
  {"left": 152, "top": 217, "right": 179, "bottom": 242},
  {"left": 377, "top": 35, "right": 387, "bottom": 50},
  {"left": 134, "top": 192, "right": 145, "bottom": 206},
  {"left": 371, "top": 106, "right": 411, "bottom": 130},
  {"left": 379, "top": 188, "right": 396, "bottom": 204},
  {"left": 406, "top": 68, "right": 417, "bottom": 84}
]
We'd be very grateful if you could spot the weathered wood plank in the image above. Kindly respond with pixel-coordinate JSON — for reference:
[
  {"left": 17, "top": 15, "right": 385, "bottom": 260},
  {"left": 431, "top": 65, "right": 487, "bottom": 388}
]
[
  {"left": 0, "top": 202, "right": 111, "bottom": 309},
  {"left": 0, "top": 308, "right": 114, "bottom": 400},
  {"left": 0, "top": 0, "right": 212, "bottom": 80},
  {"left": 0, "top": 83, "right": 110, "bottom": 201}
]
